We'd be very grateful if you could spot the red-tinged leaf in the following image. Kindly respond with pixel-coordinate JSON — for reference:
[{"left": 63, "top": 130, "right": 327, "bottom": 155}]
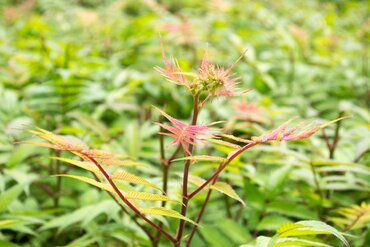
[
  {"left": 173, "top": 155, "right": 227, "bottom": 163},
  {"left": 80, "top": 149, "right": 115, "bottom": 159},
  {"left": 155, "top": 40, "right": 188, "bottom": 86},
  {"left": 100, "top": 159, "right": 144, "bottom": 166},
  {"left": 55, "top": 174, "right": 114, "bottom": 193},
  {"left": 51, "top": 157, "right": 101, "bottom": 174},
  {"left": 251, "top": 117, "right": 348, "bottom": 143},
  {"left": 217, "top": 134, "right": 252, "bottom": 144},
  {"left": 154, "top": 106, "right": 212, "bottom": 155},
  {"left": 111, "top": 172, "right": 162, "bottom": 192},
  {"left": 23, "top": 141, "right": 63, "bottom": 150},
  {"left": 27, "top": 128, "right": 85, "bottom": 152}
]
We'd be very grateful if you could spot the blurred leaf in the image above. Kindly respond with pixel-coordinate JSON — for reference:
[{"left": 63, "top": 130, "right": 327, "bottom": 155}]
[
  {"left": 0, "top": 184, "right": 23, "bottom": 212},
  {"left": 69, "top": 111, "right": 109, "bottom": 141},
  {"left": 200, "top": 226, "right": 232, "bottom": 247},
  {"left": 257, "top": 215, "right": 292, "bottom": 231},
  {"left": 174, "top": 155, "right": 227, "bottom": 163},
  {"left": 266, "top": 165, "right": 292, "bottom": 198},
  {"left": 0, "top": 240, "right": 20, "bottom": 247}
]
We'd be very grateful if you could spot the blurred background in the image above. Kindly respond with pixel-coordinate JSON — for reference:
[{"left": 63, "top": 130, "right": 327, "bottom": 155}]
[{"left": 0, "top": 0, "right": 369, "bottom": 246}]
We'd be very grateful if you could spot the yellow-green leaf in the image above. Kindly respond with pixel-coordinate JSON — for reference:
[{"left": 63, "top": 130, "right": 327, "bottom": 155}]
[
  {"left": 207, "top": 139, "right": 241, "bottom": 149},
  {"left": 274, "top": 237, "right": 330, "bottom": 247},
  {"left": 111, "top": 171, "right": 162, "bottom": 192},
  {"left": 188, "top": 175, "right": 207, "bottom": 187},
  {"left": 56, "top": 174, "right": 114, "bottom": 193},
  {"left": 217, "top": 134, "right": 252, "bottom": 143},
  {"left": 330, "top": 202, "right": 370, "bottom": 230},
  {"left": 318, "top": 116, "right": 348, "bottom": 130},
  {"left": 275, "top": 220, "right": 349, "bottom": 247},
  {"left": 0, "top": 220, "right": 23, "bottom": 229},
  {"left": 210, "top": 182, "right": 245, "bottom": 206},
  {"left": 277, "top": 222, "right": 306, "bottom": 235},
  {"left": 141, "top": 207, "right": 196, "bottom": 225},
  {"left": 51, "top": 157, "right": 101, "bottom": 174},
  {"left": 124, "top": 192, "right": 179, "bottom": 203},
  {"left": 23, "top": 141, "right": 59, "bottom": 149}
]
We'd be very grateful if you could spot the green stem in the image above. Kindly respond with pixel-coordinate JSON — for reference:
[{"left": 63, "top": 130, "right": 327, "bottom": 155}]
[
  {"left": 310, "top": 161, "right": 323, "bottom": 219},
  {"left": 329, "top": 111, "right": 343, "bottom": 159},
  {"left": 53, "top": 150, "right": 62, "bottom": 208}
]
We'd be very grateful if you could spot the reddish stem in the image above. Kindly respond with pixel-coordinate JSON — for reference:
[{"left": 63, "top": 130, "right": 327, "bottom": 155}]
[
  {"left": 188, "top": 142, "right": 256, "bottom": 199},
  {"left": 91, "top": 172, "right": 154, "bottom": 241},
  {"left": 185, "top": 166, "right": 219, "bottom": 247},
  {"left": 86, "top": 156, "right": 176, "bottom": 243},
  {"left": 175, "top": 97, "right": 200, "bottom": 245}
]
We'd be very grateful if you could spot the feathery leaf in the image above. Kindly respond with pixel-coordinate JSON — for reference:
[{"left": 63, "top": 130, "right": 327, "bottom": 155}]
[
  {"left": 141, "top": 207, "right": 197, "bottom": 225},
  {"left": 111, "top": 171, "right": 162, "bottom": 192}
]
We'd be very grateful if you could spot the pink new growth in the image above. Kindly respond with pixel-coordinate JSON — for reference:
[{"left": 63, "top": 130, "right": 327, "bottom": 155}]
[
  {"left": 251, "top": 119, "right": 333, "bottom": 143},
  {"left": 199, "top": 49, "right": 246, "bottom": 97},
  {"left": 234, "top": 100, "right": 266, "bottom": 123},
  {"left": 200, "top": 51, "right": 238, "bottom": 96},
  {"left": 156, "top": 107, "right": 210, "bottom": 155},
  {"left": 155, "top": 41, "right": 187, "bottom": 87}
]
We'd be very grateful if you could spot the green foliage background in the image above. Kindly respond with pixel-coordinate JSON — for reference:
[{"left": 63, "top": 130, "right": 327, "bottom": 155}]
[{"left": 0, "top": 0, "right": 369, "bottom": 246}]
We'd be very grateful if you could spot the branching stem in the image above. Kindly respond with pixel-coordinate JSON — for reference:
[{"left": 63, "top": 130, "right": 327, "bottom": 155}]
[
  {"left": 189, "top": 142, "right": 256, "bottom": 199},
  {"left": 86, "top": 156, "right": 176, "bottom": 243}
]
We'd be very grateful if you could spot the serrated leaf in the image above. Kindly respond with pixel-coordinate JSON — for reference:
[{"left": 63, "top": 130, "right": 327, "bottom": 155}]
[
  {"left": 141, "top": 207, "right": 196, "bottom": 224},
  {"left": 124, "top": 191, "right": 179, "bottom": 203},
  {"left": 173, "top": 155, "right": 227, "bottom": 163},
  {"left": 274, "top": 237, "right": 331, "bottom": 247},
  {"left": 111, "top": 171, "right": 162, "bottom": 192},
  {"left": 330, "top": 202, "right": 370, "bottom": 230},
  {"left": 210, "top": 182, "right": 245, "bottom": 206},
  {"left": 277, "top": 222, "right": 306, "bottom": 235},
  {"left": 298, "top": 221, "right": 349, "bottom": 247},
  {"left": 56, "top": 174, "right": 114, "bottom": 193},
  {"left": 79, "top": 149, "right": 115, "bottom": 159},
  {"left": 275, "top": 220, "right": 349, "bottom": 247},
  {"left": 51, "top": 157, "right": 101, "bottom": 174}
]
